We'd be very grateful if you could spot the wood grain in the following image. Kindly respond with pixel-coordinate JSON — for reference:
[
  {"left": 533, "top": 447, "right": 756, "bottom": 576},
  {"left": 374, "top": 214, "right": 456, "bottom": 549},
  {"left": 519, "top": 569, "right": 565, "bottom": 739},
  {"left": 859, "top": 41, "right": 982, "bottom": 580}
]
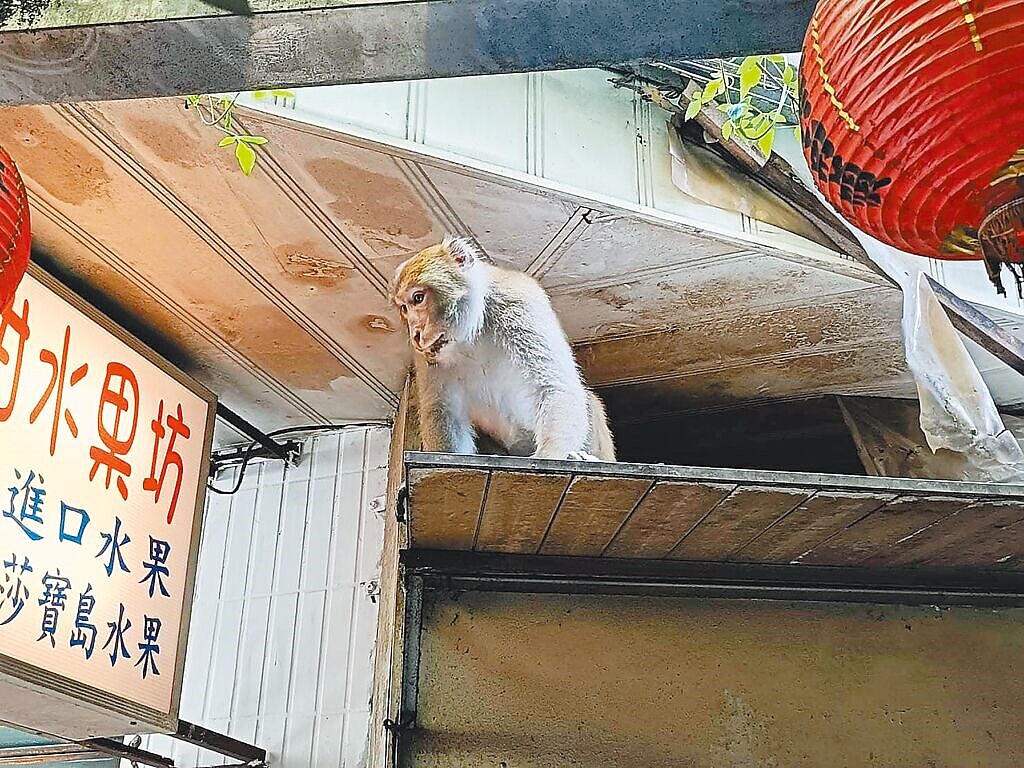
[
  {"left": 733, "top": 491, "right": 894, "bottom": 562},
  {"left": 869, "top": 501, "right": 1024, "bottom": 568},
  {"left": 603, "top": 481, "right": 734, "bottom": 559},
  {"left": 668, "top": 486, "right": 809, "bottom": 561},
  {"left": 800, "top": 496, "right": 972, "bottom": 567},
  {"left": 408, "top": 467, "right": 488, "bottom": 550},
  {"left": 476, "top": 471, "right": 570, "bottom": 554},
  {"left": 540, "top": 476, "right": 653, "bottom": 556}
]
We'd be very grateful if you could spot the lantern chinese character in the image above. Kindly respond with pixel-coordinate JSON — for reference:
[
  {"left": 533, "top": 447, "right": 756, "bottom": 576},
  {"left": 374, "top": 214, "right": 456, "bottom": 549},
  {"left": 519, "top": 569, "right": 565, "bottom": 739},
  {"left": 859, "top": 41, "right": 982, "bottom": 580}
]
[
  {"left": 799, "top": 0, "right": 1024, "bottom": 295},
  {"left": 0, "top": 145, "right": 30, "bottom": 311}
]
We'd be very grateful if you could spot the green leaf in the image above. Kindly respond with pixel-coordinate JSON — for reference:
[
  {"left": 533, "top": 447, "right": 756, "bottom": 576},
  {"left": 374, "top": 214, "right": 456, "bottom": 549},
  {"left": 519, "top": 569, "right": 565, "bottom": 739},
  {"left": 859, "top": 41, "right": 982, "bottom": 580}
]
[
  {"left": 757, "top": 127, "right": 776, "bottom": 156},
  {"left": 235, "top": 140, "right": 257, "bottom": 176},
  {"left": 702, "top": 79, "right": 723, "bottom": 101},
  {"left": 237, "top": 135, "right": 269, "bottom": 145},
  {"left": 793, "top": 125, "right": 802, "bottom": 141},
  {"left": 684, "top": 98, "right": 702, "bottom": 121},
  {"left": 772, "top": 112, "right": 788, "bottom": 123},
  {"left": 768, "top": 54, "right": 786, "bottom": 64},
  {"left": 717, "top": 103, "right": 732, "bottom": 113},
  {"left": 739, "top": 62, "right": 762, "bottom": 99},
  {"left": 782, "top": 65, "right": 795, "bottom": 84},
  {"left": 218, "top": 136, "right": 237, "bottom": 147},
  {"left": 252, "top": 90, "right": 268, "bottom": 100},
  {"left": 722, "top": 122, "right": 735, "bottom": 141},
  {"left": 271, "top": 89, "right": 296, "bottom": 98}
]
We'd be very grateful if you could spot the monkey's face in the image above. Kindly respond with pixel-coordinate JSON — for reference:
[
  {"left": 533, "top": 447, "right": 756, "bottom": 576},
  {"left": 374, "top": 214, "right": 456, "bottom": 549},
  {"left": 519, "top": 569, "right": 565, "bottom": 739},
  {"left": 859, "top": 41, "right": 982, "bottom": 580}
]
[
  {"left": 391, "top": 239, "right": 478, "bottom": 361},
  {"left": 394, "top": 281, "right": 449, "bottom": 359}
]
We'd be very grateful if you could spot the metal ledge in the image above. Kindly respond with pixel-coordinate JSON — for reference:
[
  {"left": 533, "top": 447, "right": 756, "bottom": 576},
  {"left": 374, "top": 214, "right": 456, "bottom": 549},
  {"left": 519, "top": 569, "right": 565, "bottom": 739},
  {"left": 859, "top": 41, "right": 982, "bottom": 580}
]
[{"left": 403, "top": 549, "right": 1024, "bottom": 607}]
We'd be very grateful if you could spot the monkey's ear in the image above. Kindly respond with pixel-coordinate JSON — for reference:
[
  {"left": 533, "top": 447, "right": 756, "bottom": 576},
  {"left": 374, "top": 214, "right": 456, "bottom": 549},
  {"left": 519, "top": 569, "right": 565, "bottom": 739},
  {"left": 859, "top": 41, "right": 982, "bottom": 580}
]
[{"left": 443, "top": 236, "right": 479, "bottom": 268}]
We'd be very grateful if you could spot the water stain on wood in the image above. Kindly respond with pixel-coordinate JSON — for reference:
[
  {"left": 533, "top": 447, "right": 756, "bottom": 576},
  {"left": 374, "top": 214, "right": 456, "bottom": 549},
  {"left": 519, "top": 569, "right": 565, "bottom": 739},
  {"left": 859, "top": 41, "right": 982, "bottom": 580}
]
[
  {"left": 305, "top": 156, "right": 435, "bottom": 255},
  {"left": 273, "top": 241, "right": 351, "bottom": 287},
  {"left": 0, "top": 109, "right": 112, "bottom": 206},
  {"left": 212, "top": 305, "right": 354, "bottom": 390},
  {"left": 126, "top": 115, "right": 201, "bottom": 169}
]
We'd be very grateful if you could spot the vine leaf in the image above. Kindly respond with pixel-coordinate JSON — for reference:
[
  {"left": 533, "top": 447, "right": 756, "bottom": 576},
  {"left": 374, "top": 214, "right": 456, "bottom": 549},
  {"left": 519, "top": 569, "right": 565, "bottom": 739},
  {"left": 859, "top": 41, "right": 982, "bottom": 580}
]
[
  {"left": 757, "top": 128, "right": 776, "bottom": 157},
  {"left": 235, "top": 141, "right": 257, "bottom": 176},
  {"left": 738, "top": 57, "right": 762, "bottom": 99},
  {"left": 702, "top": 79, "right": 724, "bottom": 101},
  {"left": 218, "top": 136, "right": 237, "bottom": 147},
  {"left": 684, "top": 97, "right": 702, "bottom": 121}
]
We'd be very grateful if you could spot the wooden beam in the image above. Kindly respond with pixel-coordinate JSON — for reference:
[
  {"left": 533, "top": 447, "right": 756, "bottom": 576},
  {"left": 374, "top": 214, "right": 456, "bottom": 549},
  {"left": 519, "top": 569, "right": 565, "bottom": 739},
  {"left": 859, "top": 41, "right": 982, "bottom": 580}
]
[
  {"left": 926, "top": 276, "right": 1024, "bottom": 378},
  {"left": 0, "top": 0, "right": 816, "bottom": 105}
]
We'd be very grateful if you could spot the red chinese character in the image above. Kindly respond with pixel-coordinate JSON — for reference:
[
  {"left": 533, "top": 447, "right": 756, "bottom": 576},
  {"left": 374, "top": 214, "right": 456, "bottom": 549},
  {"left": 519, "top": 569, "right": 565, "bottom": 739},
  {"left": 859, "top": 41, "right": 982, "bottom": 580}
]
[
  {"left": 0, "top": 299, "right": 29, "bottom": 422},
  {"left": 29, "top": 326, "right": 88, "bottom": 456},
  {"left": 144, "top": 401, "right": 191, "bottom": 524},
  {"left": 89, "top": 363, "right": 139, "bottom": 501}
]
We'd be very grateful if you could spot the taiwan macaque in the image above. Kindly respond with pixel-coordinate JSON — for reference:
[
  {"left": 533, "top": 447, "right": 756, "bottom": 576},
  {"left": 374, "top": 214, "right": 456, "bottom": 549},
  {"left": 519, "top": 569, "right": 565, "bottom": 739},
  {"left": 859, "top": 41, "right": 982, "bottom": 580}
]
[{"left": 391, "top": 237, "right": 616, "bottom": 461}]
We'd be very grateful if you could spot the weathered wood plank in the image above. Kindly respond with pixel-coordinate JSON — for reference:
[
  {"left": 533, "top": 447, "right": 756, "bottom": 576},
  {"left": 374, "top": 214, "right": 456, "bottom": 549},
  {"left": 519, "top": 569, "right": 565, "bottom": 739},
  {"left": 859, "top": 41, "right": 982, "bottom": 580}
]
[
  {"left": 668, "top": 486, "right": 810, "bottom": 561},
  {"left": 733, "top": 491, "right": 895, "bottom": 563},
  {"left": 404, "top": 452, "right": 1024, "bottom": 502},
  {"left": 408, "top": 467, "right": 488, "bottom": 550},
  {"left": 476, "top": 471, "right": 570, "bottom": 554},
  {"left": 603, "top": 481, "right": 735, "bottom": 559},
  {"left": 800, "top": 496, "right": 973, "bottom": 567},
  {"left": 0, "top": 0, "right": 817, "bottom": 105},
  {"left": 369, "top": 376, "right": 408, "bottom": 768},
  {"left": 867, "top": 501, "right": 1024, "bottom": 569},
  {"left": 540, "top": 476, "right": 653, "bottom": 557}
]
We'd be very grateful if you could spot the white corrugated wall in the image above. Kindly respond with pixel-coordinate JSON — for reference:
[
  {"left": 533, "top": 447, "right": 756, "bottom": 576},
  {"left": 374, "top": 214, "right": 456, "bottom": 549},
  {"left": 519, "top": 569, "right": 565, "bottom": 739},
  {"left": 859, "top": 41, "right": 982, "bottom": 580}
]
[{"left": 130, "top": 427, "right": 390, "bottom": 768}]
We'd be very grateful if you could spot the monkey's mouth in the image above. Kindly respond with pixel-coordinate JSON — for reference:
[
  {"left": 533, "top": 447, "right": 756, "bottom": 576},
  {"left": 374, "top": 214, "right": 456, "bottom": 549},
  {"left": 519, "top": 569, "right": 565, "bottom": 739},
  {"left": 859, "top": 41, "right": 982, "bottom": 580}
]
[{"left": 423, "top": 335, "right": 448, "bottom": 361}]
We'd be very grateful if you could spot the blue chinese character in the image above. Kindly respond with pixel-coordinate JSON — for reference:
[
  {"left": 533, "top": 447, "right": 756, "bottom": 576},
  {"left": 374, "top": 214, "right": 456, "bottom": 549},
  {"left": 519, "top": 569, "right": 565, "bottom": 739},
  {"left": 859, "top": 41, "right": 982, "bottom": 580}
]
[
  {"left": 37, "top": 570, "right": 72, "bottom": 648},
  {"left": 70, "top": 584, "right": 97, "bottom": 660},
  {"left": 0, "top": 554, "right": 31, "bottom": 626},
  {"left": 58, "top": 502, "right": 90, "bottom": 545},
  {"left": 4, "top": 469, "right": 45, "bottom": 541},
  {"left": 135, "top": 616, "right": 161, "bottom": 679},
  {"left": 96, "top": 517, "right": 131, "bottom": 577},
  {"left": 139, "top": 538, "right": 171, "bottom": 599},
  {"left": 102, "top": 603, "right": 132, "bottom": 667}
]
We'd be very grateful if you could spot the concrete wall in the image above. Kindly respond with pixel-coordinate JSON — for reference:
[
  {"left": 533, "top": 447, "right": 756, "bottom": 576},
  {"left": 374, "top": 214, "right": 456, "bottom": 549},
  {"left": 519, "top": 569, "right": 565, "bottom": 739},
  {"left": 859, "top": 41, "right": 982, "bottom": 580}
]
[{"left": 408, "top": 590, "right": 1024, "bottom": 768}]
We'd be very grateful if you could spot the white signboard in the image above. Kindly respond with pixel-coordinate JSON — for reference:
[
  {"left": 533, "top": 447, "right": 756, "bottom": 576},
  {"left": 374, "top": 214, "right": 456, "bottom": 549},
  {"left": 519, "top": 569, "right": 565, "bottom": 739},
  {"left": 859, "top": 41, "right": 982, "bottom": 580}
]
[{"left": 0, "top": 267, "right": 215, "bottom": 736}]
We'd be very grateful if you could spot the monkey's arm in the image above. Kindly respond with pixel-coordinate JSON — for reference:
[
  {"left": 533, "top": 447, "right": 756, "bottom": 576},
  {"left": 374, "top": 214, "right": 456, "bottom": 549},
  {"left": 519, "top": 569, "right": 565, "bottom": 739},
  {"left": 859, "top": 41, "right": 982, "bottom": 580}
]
[{"left": 414, "top": 360, "right": 476, "bottom": 454}]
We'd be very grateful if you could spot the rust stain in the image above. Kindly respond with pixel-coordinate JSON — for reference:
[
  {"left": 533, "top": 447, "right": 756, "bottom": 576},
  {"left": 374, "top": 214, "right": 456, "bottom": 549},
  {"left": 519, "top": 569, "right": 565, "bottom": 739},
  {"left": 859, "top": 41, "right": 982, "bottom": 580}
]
[
  {"left": 305, "top": 157, "right": 435, "bottom": 255},
  {"left": 0, "top": 110, "right": 111, "bottom": 206},
  {"left": 212, "top": 305, "right": 354, "bottom": 390},
  {"left": 273, "top": 241, "right": 351, "bottom": 287}
]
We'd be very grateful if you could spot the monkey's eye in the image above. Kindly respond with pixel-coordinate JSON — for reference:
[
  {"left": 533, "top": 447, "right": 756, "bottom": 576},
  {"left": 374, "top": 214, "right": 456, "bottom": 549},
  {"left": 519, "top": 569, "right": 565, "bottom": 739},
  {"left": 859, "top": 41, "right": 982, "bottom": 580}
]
[{"left": 411, "top": 291, "right": 426, "bottom": 306}]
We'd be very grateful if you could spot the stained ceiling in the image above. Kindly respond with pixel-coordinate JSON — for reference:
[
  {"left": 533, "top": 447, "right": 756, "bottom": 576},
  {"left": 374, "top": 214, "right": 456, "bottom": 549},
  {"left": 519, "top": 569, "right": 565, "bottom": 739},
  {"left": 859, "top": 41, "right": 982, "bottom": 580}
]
[{"left": 0, "top": 96, "right": 919, "bottom": 447}]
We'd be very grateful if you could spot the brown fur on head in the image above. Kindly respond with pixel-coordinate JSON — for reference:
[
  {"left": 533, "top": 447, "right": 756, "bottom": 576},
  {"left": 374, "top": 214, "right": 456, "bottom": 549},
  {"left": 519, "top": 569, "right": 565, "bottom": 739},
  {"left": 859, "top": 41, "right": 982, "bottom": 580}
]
[{"left": 391, "top": 236, "right": 480, "bottom": 359}]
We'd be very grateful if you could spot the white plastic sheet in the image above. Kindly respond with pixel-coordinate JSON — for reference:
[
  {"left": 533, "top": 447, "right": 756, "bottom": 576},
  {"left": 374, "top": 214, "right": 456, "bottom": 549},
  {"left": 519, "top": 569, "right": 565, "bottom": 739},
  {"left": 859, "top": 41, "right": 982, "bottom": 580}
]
[{"left": 902, "top": 270, "right": 1024, "bottom": 482}]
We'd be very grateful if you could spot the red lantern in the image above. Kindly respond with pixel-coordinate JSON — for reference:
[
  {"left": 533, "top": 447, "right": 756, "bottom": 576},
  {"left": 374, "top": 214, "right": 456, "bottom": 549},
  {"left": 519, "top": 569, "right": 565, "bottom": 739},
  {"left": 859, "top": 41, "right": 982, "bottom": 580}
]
[
  {"left": 0, "top": 145, "right": 30, "bottom": 312},
  {"left": 799, "top": 0, "right": 1024, "bottom": 295}
]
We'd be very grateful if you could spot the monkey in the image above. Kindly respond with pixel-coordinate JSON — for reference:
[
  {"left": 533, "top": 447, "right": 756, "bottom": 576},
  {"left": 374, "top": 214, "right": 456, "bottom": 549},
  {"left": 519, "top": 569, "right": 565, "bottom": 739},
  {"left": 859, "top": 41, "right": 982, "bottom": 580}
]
[{"left": 390, "top": 236, "right": 616, "bottom": 462}]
